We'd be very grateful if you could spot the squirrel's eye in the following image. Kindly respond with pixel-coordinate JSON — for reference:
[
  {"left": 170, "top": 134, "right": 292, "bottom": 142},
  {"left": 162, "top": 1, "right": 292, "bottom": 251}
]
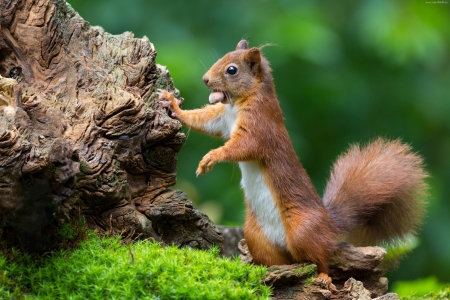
[{"left": 226, "top": 66, "right": 238, "bottom": 75}]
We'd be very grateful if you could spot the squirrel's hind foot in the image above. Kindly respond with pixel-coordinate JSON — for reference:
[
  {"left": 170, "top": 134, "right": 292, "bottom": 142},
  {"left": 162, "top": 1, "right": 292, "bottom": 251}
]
[{"left": 316, "top": 273, "right": 337, "bottom": 291}]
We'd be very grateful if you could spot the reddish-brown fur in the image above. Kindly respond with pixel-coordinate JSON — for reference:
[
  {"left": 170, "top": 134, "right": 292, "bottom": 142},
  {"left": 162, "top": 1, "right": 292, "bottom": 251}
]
[
  {"left": 244, "top": 203, "right": 294, "bottom": 265},
  {"left": 158, "top": 40, "right": 428, "bottom": 285},
  {"left": 323, "top": 138, "right": 427, "bottom": 246}
]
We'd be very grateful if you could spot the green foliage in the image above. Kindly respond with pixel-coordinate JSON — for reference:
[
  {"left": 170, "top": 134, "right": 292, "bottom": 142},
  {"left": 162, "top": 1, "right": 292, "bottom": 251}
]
[
  {"left": 68, "top": 0, "right": 450, "bottom": 287},
  {"left": 0, "top": 233, "right": 271, "bottom": 299},
  {"left": 381, "top": 236, "right": 419, "bottom": 269},
  {"left": 393, "top": 277, "right": 450, "bottom": 299}
]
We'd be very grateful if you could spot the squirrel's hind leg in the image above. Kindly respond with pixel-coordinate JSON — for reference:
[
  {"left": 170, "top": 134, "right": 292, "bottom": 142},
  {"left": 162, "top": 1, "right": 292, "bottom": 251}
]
[{"left": 244, "top": 205, "right": 294, "bottom": 266}]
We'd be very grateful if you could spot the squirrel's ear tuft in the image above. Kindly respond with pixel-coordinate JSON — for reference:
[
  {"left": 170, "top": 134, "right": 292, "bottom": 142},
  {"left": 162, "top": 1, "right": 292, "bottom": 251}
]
[{"left": 236, "top": 40, "right": 249, "bottom": 50}]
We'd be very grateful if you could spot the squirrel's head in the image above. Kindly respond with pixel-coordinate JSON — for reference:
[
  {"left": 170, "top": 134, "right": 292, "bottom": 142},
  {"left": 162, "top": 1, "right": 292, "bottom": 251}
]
[{"left": 203, "top": 40, "right": 271, "bottom": 105}]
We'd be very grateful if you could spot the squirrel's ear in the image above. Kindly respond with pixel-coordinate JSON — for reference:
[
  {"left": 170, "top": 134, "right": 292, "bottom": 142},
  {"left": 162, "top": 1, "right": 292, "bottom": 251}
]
[
  {"left": 243, "top": 47, "right": 261, "bottom": 65},
  {"left": 236, "top": 40, "right": 249, "bottom": 50},
  {"left": 243, "top": 48, "right": 261, "bottom": 75}
]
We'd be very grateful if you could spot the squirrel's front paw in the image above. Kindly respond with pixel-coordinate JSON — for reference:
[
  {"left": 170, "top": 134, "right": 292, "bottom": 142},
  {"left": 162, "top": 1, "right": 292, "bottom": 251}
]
[
  {"left": 157, "top": 89, "right": 174, "bottom": 102},
  {"left": 196, "top": 151, "right": 219, "bottom": 176},
  {"left": 157, "top": 89, "right": 181, "bottom": 118}
]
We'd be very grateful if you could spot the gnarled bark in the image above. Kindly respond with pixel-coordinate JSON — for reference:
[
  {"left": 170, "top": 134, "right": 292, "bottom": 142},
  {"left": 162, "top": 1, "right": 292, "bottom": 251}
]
[
  {"left": 236, "top": 239, "right": 398, "bottom": 299},
  {"left": 0, "top": 0, "right": 222, "bottom": 251}
]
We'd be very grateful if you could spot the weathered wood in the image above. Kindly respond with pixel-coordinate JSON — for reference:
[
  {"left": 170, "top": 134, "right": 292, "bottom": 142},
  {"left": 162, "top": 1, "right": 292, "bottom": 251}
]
[
  {"left": 236, "top": 238, "right": 398, "bottom": 299},
  {"left": 0, "top": 0, "right": 222, "bottom": 251}
]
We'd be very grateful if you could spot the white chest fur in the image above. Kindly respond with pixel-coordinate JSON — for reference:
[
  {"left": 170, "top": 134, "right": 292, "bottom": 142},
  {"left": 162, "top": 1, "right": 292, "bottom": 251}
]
[
  {"left": 203, "top": 104, "right": 287, "bottom": 247},
  {"left": 204, "top": 104, "right": 238, "bottom": 139},
  {"left": 239, "top": 161, "right": 287, "bottom": 248}
]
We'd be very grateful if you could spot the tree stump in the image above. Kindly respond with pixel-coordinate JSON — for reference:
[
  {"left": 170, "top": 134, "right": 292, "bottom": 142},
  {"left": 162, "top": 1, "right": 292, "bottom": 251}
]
[{"left": 0, "top": 0, "right": 223, "bottom": 251}]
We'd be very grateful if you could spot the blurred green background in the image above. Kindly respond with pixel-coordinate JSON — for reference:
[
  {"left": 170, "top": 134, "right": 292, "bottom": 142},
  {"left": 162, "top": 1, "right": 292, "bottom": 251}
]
[{"left": 69, "top": 0, "right": 450, "bottom": 293}]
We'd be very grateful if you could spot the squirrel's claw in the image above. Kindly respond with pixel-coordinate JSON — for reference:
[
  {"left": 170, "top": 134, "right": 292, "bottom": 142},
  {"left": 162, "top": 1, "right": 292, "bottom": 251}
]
[
  {"left": 160, "top": 100, "right": 173, "bottom": 111},
  {"left": 157, "top": 89, "right": 172, "bottom": 101},
  {"left": 315, "top": 273, "right": 337, "bottom": 291},
  {"left": 196, "top": 162, "right": 212, "bottom": 177},
  {"left": 157, "top": 89, "right": 182, "bottom": 107},
  {"left": 196, "top": 151, "right": 218, "bottom": 176},
  {"left": 157, "top": 89, "right": 181, "bottom": 120}
]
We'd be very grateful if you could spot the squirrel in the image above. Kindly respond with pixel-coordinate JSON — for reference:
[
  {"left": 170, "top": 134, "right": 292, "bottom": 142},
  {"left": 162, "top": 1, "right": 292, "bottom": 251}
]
[{"left": 158, "top": 39, "right": 428, "bottom": 286}]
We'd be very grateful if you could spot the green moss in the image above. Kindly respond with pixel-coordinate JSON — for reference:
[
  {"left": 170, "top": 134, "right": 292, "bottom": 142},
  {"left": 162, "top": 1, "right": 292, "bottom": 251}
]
[
  {"left": 0, "top": 233, "right": 271, "bottom": 299},
  {"left": 398, "top": 287, "right": 450, "bottom": 300},
  {"left": 393, "top": 277, "right": 450, "bottom": 299},
  {"left": 54, "top": 217, "right": 90, "bottom": 251},
  {"left": 294, "top": 264, "right": 317, "bottom": 286},
  {"left": 78, "top": 159, "right": 89, "bottom": 174},
  {"left": 58, "top": 223, "right": 76, "bottom": 241},
  {"left": 294, "top": 264, "right": 317, "bottom": 276}
]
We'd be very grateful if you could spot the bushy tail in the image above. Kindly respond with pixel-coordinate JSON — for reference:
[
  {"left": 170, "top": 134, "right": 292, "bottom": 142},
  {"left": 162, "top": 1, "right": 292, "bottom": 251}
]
[{"left": 323, "top": 138, "right": 428, "bottom": 246}]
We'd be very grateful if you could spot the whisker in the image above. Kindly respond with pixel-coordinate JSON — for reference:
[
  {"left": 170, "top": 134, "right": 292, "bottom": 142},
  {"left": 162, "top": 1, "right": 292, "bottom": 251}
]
[
  {"left": 226, "top": 91, "right": 231, "bottom": 102},
  {"left": 199, "top": 59, "right": 207, "bottom": 71},
  {"left": 211, "top": 48, "right": 219, "bottom": 60}
]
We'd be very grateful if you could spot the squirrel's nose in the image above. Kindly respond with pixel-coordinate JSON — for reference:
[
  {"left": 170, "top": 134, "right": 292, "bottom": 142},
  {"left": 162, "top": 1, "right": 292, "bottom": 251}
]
[{"left": 202, "top": 76, "right": 209, "bottom": 85}]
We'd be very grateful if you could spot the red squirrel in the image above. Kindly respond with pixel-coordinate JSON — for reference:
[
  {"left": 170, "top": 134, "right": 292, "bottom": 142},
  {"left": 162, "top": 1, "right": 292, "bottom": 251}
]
[{"left": 158, "top": 40, "right": 427, "bottom": 285}]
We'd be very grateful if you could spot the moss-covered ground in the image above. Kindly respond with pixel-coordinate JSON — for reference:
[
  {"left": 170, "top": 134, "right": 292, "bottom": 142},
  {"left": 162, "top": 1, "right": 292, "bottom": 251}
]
[
  {"left": 393, "top": 277, "right": 450, "bottom": 300},
  {"left": 0, "top": 232, "right": 271, "bottom": 299}
]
